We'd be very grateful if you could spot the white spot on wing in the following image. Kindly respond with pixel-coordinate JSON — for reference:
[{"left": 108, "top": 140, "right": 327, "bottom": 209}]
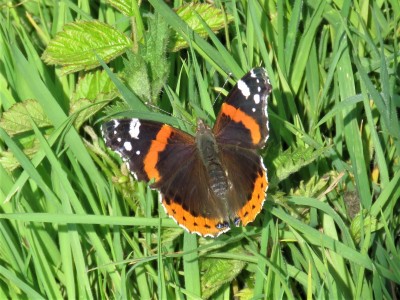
[
  {"left": 237, "top": 80, "right": 250, "bottom": 98},
  {"left": 129, "top": 119, "right": 141, "bottom": 139},
  {"left": 117, "top": 137, "right": 121, "bottom": 142},
  {"left": 136, "top": 150, "right": 140, "bottom": 155},
  {"left": 264, "top": 94, "right": 270, "bottom": 143},
  {"left": 253, "top": 94, "right": 260, "bottom": 104},
  {"left": 124, "top": 141, "right": 132, "bottom": 151},
  {"left": 264, "top": 95, "right": 269, "bottom": 118},
  {"left": 252, "top": 108, "right": 256, "bottom": 112}
]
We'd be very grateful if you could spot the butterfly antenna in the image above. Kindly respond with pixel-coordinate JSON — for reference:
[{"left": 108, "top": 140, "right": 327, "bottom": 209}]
[
  {"left": 144, "top": 101, "right": 193, "bottom": 127},
  {"left": 212, "top": 72, "right": 233, "bottom": 106},
  {"left": 144, "top": 101, "right": 171, "bottom": 116}
]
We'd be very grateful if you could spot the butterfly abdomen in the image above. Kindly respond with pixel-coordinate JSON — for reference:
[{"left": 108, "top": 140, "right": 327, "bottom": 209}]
[
  {"left": 208, "top": 161, "right": 229, "bottom": 200},
  {"left": 196, "top": 120, "right": 230, "bottom": 202}
]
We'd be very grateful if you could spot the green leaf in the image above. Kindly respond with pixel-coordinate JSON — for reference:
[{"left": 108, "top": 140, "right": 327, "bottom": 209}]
[
  {"left": 107, "top": 0, "right": 134, "bottom": 16},
  {"left": 0, "top": 144, "right": 34, "bottom": 173},
  {"left": 70, "top": 70, "right": 118, "bottom": 128},
  {"left": 201, "top": 248, "right": 246, "bottom": 299},
  {"left": 122, "top": 50, "right": 152, "bottom": 103},
  {"left": 121, "top": 14, "right": 169, "bottom": 104},
  {"left": 350, "top": 210, "right": 383, "bottom": 244},
  {"left": 272, "top": 145, "right": 331, "bottom": 184},
  {"left": 0, "top": 99, "right": 51, "bottom": 136},
  {"left": 0, "top": 100, "right": 51, "bottom": 172},
  {"left": 42, "top": 21, "right": 133, "bottom": 74},
  {"left": 290, "top": 175, "right": 330, "bottom": 198},
  {"left": 144, "top": 14, "right": 170, "bottom": 103},
  {"left": 171, "top": 3, "right": 233, "bottom": 51},
  {"left": 71, "top": 70, "right": 117, "bottom": 102}
]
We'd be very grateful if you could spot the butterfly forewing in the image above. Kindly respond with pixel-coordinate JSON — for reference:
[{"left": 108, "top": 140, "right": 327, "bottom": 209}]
[{"left": 213, "top": 67, "right": 271, "bottom": 149}]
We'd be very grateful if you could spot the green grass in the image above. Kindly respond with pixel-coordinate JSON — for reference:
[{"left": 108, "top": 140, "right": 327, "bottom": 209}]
[{"left": 1, "top": 0, "right": 399, "bottom": 299}]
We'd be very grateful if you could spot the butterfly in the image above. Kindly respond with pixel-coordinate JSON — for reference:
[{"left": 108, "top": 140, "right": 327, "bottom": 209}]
[{"left": 102, "top": 67, "right": 271, "bottom": 237}]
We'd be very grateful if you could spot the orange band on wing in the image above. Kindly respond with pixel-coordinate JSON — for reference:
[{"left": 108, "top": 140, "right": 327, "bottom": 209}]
[
  {"left": 143, "top": 125, "right": 172, "bottom": 182},
  {"left": 237, "top": 169, "right": 268, "bottom": 225},
  {"left": 161, "top": 198, "right": 230, "bottom": 237},
  {"left": 221, "top": 103, "right": 261, "bottom": 144}
]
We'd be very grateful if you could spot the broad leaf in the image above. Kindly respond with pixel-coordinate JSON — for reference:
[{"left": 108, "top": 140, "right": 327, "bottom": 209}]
[
  {"left": 0, "top": 99, "right": 51, "bottom": 136},
  {"left": 121, "top": 15, "right": 169, "bottom": 104},
  {"left": 0, "top": 99, "right": 49, "bottom": 173},
  {"left": 70, "top": 70, "right": 118, "bottom": 128},
  {"left": 350, "top": 210, "right": 383, "bottom": 244},
  {"left": 171, "top": 3, "right": 233, "bottom": 51},
  {"left": 108, "top": 0, "right": 134, "bottom": 16},
  {"left": 201, "top": 247, "right": 246, "bottom": 299},
  {"left": 42, "top": 21, "right": 132, "bottom": 74},
  {"left": 201, "top": 251, "right": 246, "bottom": 299},
  {"left": 272, "top": 145, "right": 331, "bottom": 184}
]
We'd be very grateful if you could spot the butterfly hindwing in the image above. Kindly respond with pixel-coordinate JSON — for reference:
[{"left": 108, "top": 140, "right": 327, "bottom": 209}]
[
  {"left": 219, "top": 144, "right": 268, "bottom": 226},
  {"left": 102, "top": 118, "right": 231, "bottom": 237}
]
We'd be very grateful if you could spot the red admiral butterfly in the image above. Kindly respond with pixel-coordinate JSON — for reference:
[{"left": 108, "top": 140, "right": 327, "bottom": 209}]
[{"left": 102, "top": 67, "right": 271, "bottom": 237}]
